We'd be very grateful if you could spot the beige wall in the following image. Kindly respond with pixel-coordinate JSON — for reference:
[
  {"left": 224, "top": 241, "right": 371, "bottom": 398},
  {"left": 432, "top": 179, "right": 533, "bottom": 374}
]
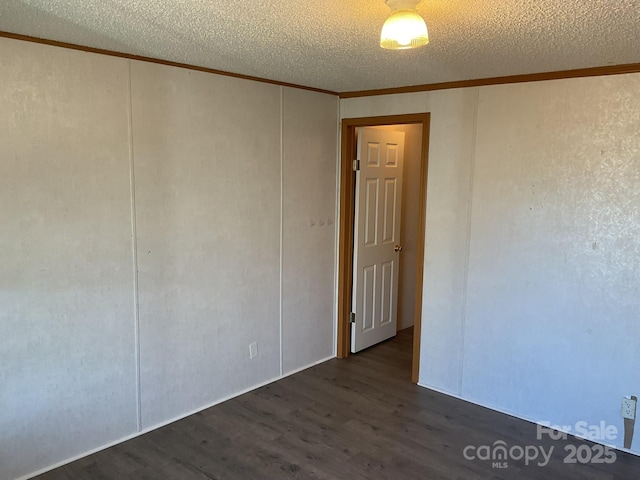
[
  {"left": 0, "top": 37, "right": 338, "bottom": 480},
  {"left": 397, "top": 124, "right": 422, "bottom": 330},
  {"left": 282, "top": 87, "right": 338, "bottom": 373},
  {"left": 1, "top": 38, "right": 138, "bottom": 480}
]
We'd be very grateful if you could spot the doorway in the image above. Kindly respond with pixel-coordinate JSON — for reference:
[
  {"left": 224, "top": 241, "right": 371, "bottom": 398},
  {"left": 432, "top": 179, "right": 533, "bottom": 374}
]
[{"left": 337, "top": 113, "right": 430, "bottom": 384}]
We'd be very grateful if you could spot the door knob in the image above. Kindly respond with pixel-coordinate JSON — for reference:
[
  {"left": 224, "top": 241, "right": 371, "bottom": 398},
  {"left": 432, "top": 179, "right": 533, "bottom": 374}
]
[{"left": 394, "top": 244, "right": 403, "bottom": 252}]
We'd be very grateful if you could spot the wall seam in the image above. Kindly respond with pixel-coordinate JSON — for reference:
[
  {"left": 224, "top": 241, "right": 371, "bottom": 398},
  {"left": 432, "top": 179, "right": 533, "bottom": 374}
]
[
  {"left": 126, "top": 59, "right": 143, "bottom": 431},
  {"left": 279, "top": 86, "right": 284, "bottom": 377},
  {"left": 458, "top": 87, "right": 480, "bottom": 397}
]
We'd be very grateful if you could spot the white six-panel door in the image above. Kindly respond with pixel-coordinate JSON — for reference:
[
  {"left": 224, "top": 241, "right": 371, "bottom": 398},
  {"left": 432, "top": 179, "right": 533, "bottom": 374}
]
[{"left": 351, "top": 127, "right": 405, "bottom": 353}]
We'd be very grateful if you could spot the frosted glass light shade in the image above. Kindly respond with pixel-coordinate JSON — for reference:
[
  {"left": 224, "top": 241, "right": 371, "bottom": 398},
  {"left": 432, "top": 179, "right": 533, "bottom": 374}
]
[{"left": 380, "top": 9, "right": 429, "bottom": 50}]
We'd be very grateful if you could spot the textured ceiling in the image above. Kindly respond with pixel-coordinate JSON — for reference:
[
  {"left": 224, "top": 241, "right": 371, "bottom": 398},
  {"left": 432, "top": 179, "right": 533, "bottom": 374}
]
[{"left": 0, "top": 0, "right": 639, "bottom": 93}]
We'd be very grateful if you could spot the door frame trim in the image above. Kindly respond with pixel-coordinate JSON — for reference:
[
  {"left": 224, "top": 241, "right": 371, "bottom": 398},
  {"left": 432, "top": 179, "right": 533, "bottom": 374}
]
[{"left": 337, "top": 113, "right": 431, "bottom": 383}]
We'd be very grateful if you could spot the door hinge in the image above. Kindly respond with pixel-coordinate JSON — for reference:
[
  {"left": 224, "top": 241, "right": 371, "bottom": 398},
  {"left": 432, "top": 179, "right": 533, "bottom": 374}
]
[
  {"left": 352, "top": 159, "right": 360, "bottom": 171},
  {"left": 349, "top": 312, "right": 356, "bottom": 324}
]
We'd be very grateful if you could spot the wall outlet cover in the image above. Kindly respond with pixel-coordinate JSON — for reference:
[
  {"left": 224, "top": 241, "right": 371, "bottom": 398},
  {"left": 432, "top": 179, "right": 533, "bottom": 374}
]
[
  {"left": 621, "top": 398, "right": 637, "bottom": 420},
  {"left": 249, "top": 342, "right": 258, "bottom": 360}
]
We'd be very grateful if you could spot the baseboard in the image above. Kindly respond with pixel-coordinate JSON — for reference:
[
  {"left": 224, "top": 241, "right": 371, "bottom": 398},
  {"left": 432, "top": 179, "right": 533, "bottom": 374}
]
[
  {"left": 17, "top": 355, "right": 336, "bottom": 480},
  {"left": 283, "top": 355, "right": 336, "bottom": 377},
  {"left": 417, "top": 382, "right": 640, "bottom": 458}
]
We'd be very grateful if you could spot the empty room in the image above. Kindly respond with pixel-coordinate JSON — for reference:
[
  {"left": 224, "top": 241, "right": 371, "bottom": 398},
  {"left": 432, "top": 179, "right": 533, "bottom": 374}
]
[{"left": 1, "top": 1, "right": 639, "bottom": 479}]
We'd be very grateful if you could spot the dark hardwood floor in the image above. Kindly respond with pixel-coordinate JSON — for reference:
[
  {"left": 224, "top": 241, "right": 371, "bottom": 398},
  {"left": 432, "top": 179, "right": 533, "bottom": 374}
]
[{"left": 35, "top": 328, "right": 640, "bottom": 480}]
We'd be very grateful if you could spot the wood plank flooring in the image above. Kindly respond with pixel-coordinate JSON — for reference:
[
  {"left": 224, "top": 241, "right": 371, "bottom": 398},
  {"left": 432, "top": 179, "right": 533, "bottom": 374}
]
[{"left": 35, "top": 328, "right": 640, "bottom": 479}]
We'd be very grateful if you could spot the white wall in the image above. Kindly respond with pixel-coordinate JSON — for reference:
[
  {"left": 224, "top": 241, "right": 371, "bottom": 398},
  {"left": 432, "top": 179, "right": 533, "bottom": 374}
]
[
  {"left": 0, "top": 37, "right": 338, "bottom": 480},
  {"left": 1, "top": 39, "right": 138, "bottom": 480},
  {"left": 341, "top": 72, "right": 640, "bottom": 453},
  {"left": 397, "top": 124, "right": 422, "bottom": 330},
  {"left": 282, "top": 88, "right": 337, "bottom": 373}
]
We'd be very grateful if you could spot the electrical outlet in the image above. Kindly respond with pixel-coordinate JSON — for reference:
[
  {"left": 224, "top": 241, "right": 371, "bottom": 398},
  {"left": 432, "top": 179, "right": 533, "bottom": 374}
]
[
  {"left": 621, "top": 397, "right": 637, "bottom": 420},
  {"left": 249, "top": 342, "right": 258, "bottom": 360}
]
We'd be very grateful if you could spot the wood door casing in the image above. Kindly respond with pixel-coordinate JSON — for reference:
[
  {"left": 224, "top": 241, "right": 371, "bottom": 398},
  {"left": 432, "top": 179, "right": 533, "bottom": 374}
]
[{"left": 337, "top": 113, "right": 431, "bottom": 384}]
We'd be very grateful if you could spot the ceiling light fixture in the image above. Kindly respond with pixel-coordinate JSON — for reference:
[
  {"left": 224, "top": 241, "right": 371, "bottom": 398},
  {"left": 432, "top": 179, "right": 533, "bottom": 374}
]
[{"left": 380, "top": 0, "right": 429, "bottom": 50}]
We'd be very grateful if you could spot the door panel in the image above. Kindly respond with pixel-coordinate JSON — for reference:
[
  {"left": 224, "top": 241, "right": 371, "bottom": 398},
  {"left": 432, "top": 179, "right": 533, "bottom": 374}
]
[
  {"left": 367, "top": 141, "right": 381, "bottom": 166},
  {"left": 364, "top": 178, "right": 379, "bottom": 247},
  {"left": 362, "top": 265, "right": 376, "bottom": 331},
  {"left": 351, "top": 127, "right": 405, "bottom": 353},
  {"left": 383, "top": 178, "right": 398, "bottom": 243},
  {"left": 381, "top": 260, "right": 394, "bottom": 325}
]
